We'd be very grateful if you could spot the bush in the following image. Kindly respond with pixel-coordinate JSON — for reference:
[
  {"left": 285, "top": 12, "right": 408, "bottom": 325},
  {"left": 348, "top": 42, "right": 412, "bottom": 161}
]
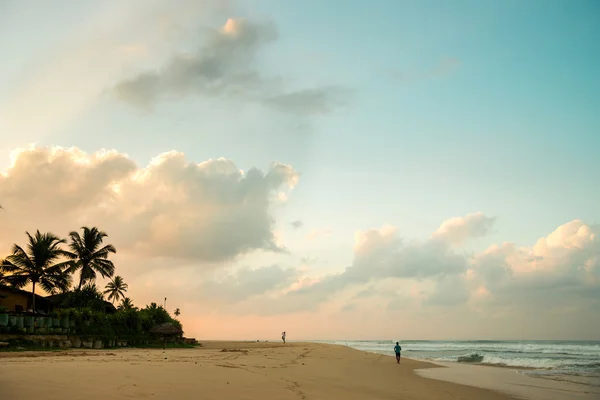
[
  {"left": 54, "top": 285, "right": 108, "bottom": 312},
  {"left": 58, "top": 304, "right": 182, "bottom": 343}
]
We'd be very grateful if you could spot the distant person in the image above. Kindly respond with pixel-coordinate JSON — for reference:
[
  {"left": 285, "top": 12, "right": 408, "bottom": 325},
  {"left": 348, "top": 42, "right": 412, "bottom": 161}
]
[
  {"left": 282, "top": 331, "right": 286, "bottom": 344},
  {"left": 394, "top": 342, "right": 402, "bottom": 364}
]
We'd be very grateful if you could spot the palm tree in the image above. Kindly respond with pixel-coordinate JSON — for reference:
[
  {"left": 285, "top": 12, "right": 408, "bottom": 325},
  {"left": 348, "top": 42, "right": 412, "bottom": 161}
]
[
  {"left": 0, "top": 231, "right": 72, "bottom": 313},
  {"left": 174, "top": 308, "right": 181, "bottom": 317},
  {"left": 68, "top": 227, "right": 116, "bottom": 290},
  {"left": 118, "top": 297, "right": 136, "bottom": 311},
  {"left": 104, "top": 275, "right": 128, "bottom": 303},
  {"left": 0, "top": 270, "right": 8, "bottom": 288}
]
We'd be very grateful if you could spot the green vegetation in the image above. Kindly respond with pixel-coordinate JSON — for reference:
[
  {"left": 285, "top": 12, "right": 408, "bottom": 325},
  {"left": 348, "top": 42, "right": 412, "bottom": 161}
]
[
  {"left": 40, "top": 302, "right": 183, "bottom": 342},
  {"left": 67, "top": 227, "right": 116, "bottom": 290},
  {"left": 1, "top": 231, "right": 72, "bottom": 312},
  {"left": 118, "top": 297, "right": 136, "bottom": 311},
  {"left": 0, "top": 271, "right": 8, "bottom": 288},
  {"left": 0, "top": 226, "right": 183, "bottom": 346},
  {"left": 104, "top": 275, "right": 128, "bottom": 303}
]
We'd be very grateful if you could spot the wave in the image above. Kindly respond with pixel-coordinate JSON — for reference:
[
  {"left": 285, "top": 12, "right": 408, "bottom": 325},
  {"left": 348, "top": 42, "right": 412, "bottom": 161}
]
[
  {"left": 336, "top": 341, "right": 600, "bottom": 357},
  {"left": 418, "top": 353, "right": 600, "bottom": 371},
  {"left": 330, "top": 340, "right": 600, "bottom": 377}
]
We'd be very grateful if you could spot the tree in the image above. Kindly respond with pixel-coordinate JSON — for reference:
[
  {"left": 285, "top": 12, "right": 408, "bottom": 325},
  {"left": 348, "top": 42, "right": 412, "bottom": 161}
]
[
  {"left": 104, "top": 275, "right": 128, "bottom": 304},
  {"left": 57, "top": 283, "right": 107, "bottom": 311},
  {"left": 0, "top": 231, "right": 72, "bottom": 313},
  {"left": 0, "top": 270, "right": 8, "bottom": 288},
  {"left": 68, "top": 227, "right": 116, "bottom": 290},
  {"left": 118, "top": 297, "right": 136, "bottom": 311},
  {"left": 174, "top": 308, "right": 181, "bottom": 317}
]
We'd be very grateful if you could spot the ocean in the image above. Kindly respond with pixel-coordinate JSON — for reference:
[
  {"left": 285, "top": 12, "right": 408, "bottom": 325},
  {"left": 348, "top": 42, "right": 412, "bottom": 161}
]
[{"left": 318, "top": 340, "right": 600, "bottom": 386}]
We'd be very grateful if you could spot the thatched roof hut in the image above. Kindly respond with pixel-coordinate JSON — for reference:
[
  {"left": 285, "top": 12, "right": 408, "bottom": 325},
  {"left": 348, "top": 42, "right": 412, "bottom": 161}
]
[
  {"left": 150, "top": 322, "right": 183, "bottom": 336},
  {"left": 150, "top": 322, "right": 183, "bottom": 348}
]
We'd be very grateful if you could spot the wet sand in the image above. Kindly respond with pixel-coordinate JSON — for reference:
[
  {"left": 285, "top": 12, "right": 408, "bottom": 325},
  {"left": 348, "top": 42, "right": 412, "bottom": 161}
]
[{"left": 416, "top": 361, "right": 600, "bottom": 400}]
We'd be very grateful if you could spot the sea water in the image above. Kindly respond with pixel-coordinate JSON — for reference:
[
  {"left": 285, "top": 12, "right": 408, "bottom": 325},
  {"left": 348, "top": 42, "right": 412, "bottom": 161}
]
[{"left": 318, "top": 340, "right": 600, "bottom": 386}]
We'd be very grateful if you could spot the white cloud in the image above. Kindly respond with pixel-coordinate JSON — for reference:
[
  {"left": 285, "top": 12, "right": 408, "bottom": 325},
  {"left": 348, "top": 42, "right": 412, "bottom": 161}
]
[
  {"left": 432, "top": 211, "right": 496, "bottom": 245},
  {"left": 0, "top": 145, "right": 298, "bottom": 264},
  {"left": 468, "top": 220, "right": 600, "bottom": 310},
  {"left": 246, "top": 214, "right": 598, "bottom": 333}
]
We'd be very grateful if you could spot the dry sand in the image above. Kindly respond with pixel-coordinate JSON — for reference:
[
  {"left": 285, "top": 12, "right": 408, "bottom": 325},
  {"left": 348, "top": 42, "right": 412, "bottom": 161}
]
[{"left": 0, "top": 341, "right": 576, "bottom": 400}]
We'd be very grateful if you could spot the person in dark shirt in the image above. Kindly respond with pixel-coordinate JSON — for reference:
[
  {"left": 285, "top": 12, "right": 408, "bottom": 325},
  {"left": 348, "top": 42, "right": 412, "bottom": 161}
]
[{"left": 394, "top": 342, "right": 402, "bottom": 364}]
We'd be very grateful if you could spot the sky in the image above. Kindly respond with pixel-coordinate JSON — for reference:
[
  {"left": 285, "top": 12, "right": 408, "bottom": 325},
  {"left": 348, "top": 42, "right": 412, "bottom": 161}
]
[{"left": 0, "top": 0, "right": 599, "bottom": 340}]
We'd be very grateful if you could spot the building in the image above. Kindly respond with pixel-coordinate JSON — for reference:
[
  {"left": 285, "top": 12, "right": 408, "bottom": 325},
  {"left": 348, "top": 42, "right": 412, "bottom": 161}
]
[
  {"left": 0, "top": 288, "right": 116, "bottom": 314},
  {"left": 0, "top": 287, "right": 52, "bottom": 314}
]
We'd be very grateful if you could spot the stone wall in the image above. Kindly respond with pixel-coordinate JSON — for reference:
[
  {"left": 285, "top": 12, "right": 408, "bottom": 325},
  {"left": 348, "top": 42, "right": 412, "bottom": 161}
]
[{"left": 0, "top": 334, "right": 130, "bottom": 349}]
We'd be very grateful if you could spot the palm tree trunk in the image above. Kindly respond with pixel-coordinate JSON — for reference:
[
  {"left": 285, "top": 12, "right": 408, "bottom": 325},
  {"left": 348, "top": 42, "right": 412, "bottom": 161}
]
[
  {"left": 32, "top": 281, "right": 36, "bottom": 314},
  {"left": 78, "top": 262, "right": 87, "bottom": 290}
]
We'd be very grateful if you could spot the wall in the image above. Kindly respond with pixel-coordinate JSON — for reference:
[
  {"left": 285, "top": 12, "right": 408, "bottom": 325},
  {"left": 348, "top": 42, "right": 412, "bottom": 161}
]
[
  {"left": 0, "top": 289, "right": 30, "bottom": 312},
  {"left": 0, "top": 288, "right": 51, "bottom": 313},
  {"left": 0, "top": 334, "right": 134, "bottom": 349}
]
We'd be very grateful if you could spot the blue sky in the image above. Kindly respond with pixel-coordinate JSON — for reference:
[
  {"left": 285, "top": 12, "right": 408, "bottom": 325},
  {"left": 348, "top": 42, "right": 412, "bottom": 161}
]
[{"left": 0, "top": 0, "right": 599, "bottom": 339}]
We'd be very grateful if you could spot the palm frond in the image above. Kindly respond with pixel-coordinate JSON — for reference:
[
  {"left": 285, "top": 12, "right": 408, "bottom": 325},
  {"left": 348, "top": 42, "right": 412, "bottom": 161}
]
[
  {"left": 3, "top": 231, "right": 71, "bottom": 305},
  {"left": 69, "top": 227, "right": 117, "bottom": 288}
]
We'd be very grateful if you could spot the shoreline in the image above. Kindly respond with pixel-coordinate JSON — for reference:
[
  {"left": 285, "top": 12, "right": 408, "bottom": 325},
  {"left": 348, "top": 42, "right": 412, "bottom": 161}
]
[
  {"left": 341, "top": 346, "right": 599, "bottom": 399},
  {"left": 415, "top": 361, "right": 600, "bottom": 400},
  {"left": 0, "top": 341, "right": 514, "bottom": 400},
  {"left": 0, "top": 342, "right": 597, "bottom": 399}
]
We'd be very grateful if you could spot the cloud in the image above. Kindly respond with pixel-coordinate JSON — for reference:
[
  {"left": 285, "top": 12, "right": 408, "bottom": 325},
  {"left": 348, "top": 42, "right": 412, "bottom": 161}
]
[
  {"left": 423, "top": 275, "right": 470, "bottom": 306},
  {"left": 432, "top": 212, "right": 496, "bottom": 245},
  {"left": 250, "top": 215, "right": 599, "bottom": 325},
  {"left": 353, "top": 286, "right": 379, "bottom": 299},
  {"left": 1, "top": 147, "right": 597, "bottom": 337},
  {"left": 306, "top": 228, "right": 333, "bottom": 241},
  {"left": 0, "top": 1, "right": 230, "bottom": 145},
  {"left": 268, "top": 222, "right": 471, "bottom": 311},
  {"left": 196, "top": 265, "right": 298, "bottom": 304},
  {"left": 261, "top": 87, "right": 351, "bottom": 116},
  {"left": 113, "top": 18, "right": 348, "bottom": 115},
  {"left": 350, "top": 225, "right": 467, "bottom": 279},
  {"left": 0, "top": 145, "right": 298, "bottom": 264},
  {"left": 115, "top": 212, "right": 597, "bottom": 325},
  {"left": 468, "top": 220, "right": 600, "bottom": 310},
  {"left": 290, "top": 220, "right": 304, "bottom": 229}
]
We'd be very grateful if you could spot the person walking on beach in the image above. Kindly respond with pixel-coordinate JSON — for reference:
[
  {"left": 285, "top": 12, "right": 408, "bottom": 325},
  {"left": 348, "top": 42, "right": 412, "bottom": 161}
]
[
  {"left": 282, "top": 331, "right": 286, "bottom": 344},
  {"left": 394, "top": 342, "right": 402, "bottom": 364}
]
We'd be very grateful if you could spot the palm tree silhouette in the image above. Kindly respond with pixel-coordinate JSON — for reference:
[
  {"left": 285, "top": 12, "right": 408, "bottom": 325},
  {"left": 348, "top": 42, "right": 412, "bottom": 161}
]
[
  {"left": 118, "top": 297, "right": 136, "bottom": 311},
  {"left": 104, "top": 276, "right": 128, "bottom": 304},
  {"left": 174, "top": 308, "right": 181, "bottom": 317},
  {"left": 0, "top": 231, "right": 72, "bottom": 312},
  {"left": 67, "top": 227, "right": 116, "bottom": 290}
]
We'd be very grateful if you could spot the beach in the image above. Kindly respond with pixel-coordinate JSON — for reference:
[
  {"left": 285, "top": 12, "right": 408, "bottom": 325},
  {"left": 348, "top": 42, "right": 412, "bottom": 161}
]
[
  {"left": 337, "top": 339, "right": 600, "bottom": 390},
  {"left": 2, "top": 341, "right": 597, "bottom": 400}
]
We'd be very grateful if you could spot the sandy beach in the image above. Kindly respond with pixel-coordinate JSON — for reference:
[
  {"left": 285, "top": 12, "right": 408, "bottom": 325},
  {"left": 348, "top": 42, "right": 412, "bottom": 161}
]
[{"left": 1, "top": 342, "right": 596, "bottom": 400}]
